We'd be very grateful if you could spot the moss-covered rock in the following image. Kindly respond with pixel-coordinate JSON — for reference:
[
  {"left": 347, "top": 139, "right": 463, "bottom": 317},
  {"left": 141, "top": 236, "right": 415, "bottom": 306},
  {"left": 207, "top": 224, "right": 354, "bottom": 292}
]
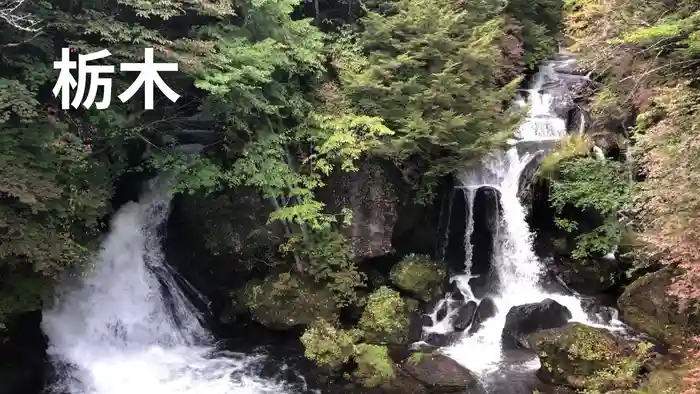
[
  {"left": 242, "top": 273, "right": 338, "bottom": 329},
  {"left": 617, "top": 266, "right": 700, "bottom": 345},
  {"left": 630, "top": 368, "right": 686, "bottom": 394},
  {"left": 301, "top": 319, "right": 361, "bottom": 370},
  {"left": 402, "top": 351, "right": 482, "bottom": 392},
  {"left": 352, "top": 344, "right": 397, "bottom": 387},
  {"left": 358, "top": 286, "right": 417, "bottom": 345},
  {"left": 389, "top": 254, "right": 446, "bottom": 302},
  {"left": 553, "top": 256, "right": 622, "bottom": 294},
  {"left": 329, "top": 372, "right": 428, "bottom": 393},
  {"left": 527, "top": 323, "right": 651, "bottom": 392}
]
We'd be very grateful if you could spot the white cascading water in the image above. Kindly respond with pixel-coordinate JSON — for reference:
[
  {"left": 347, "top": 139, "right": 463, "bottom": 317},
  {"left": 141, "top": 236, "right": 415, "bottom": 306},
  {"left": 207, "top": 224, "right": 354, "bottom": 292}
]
[
  {"left": 42, "top": 179, "right": 294, "bottom": 394},
  {"left": 427, "top": 58, "right": 625, "bottom": 377}
]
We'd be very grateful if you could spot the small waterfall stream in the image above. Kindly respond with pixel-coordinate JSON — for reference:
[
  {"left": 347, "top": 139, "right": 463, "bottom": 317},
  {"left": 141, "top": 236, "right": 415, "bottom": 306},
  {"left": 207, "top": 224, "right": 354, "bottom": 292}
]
[
  {"left": 42, "top": 179, "right": 301, "bottom": 394},
  {"left": 423, "top": 57, "right": 626, "bottom": 388}
]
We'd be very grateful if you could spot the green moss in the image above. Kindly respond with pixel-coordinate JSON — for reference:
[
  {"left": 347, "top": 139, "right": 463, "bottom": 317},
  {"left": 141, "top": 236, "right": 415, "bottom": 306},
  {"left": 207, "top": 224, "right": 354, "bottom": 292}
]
[
  {"left": 352, "top": 343, "right": 396, "bottom": 387},
  {"left": 243, "top": 273, "right": 338, "bottom": 329},
  {"left": 407, "top": 351, "right": 427, "bottom": 365},
  {"left": 389, "top": 254, "right": 446, "bottom": 302},
  {"left": 529, "top": 323, "right": 650, "bottom": 391},
  {"left": 581, "top": 354, "right": 645, "bottom": 392},
  {"left": 358, "top": 286, "right": 413, "bottom": 344},
  {"left": 618, "top": 267, "right": 700, "bottom": 346},
  {"left": 300, "top": 319, "right": 360, "bottom": 369},
  {"left": 537, "top": 135, "right": 592, "bottom": 180},
  {"left": 530, "top": 323, "right": 618, "bottom": 363},
  {"left": 630, "top": 368, "right": 685, "bottom": 394}
]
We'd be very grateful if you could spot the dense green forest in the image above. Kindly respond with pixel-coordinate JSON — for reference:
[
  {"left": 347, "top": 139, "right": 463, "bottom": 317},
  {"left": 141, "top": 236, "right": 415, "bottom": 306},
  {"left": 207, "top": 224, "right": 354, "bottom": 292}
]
[
  {"left": 3, "top": 0, "right": 700, "bottom": 391},
  {"left": 0, "top": 0, "right": 560, "bottom": 324}
]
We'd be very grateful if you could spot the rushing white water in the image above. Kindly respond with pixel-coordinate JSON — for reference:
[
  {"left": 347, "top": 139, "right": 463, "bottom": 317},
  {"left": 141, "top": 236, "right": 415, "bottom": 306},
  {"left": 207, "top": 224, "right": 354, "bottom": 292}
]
[
  {"left": 432, "top": 58, "right": 625, "bottom": 376},
  {"left": 42, "top": 179, "right": 294, "bottom": 394}
]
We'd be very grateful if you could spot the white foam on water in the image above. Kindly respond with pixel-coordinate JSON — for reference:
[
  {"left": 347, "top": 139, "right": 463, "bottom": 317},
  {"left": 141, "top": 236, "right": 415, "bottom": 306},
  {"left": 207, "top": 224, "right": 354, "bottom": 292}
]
[
  {"left": 42, "top": 180, "right": 293, "bottom": 394},
  {"left": 438, "top": 59, "right": 625, "bottom": 376}
]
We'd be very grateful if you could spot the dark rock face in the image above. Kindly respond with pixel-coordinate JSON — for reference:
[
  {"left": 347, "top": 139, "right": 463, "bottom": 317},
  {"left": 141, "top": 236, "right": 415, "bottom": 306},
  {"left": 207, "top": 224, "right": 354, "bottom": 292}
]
[
  {"left": 580, "top": 297, "right": 618, "bottom": 325},
  {"left": 441, "top": 188, "right": 469, "bottom": 273},
  {"left": 447, "top": 281, "right": 464, "bottom": 302},
  {"left": 318, "top": 159, "right": 402, "bottom": 261},
  {"left": 552, "top": 256, "right": 623, "bottom": 295},
  {"left": 0, "top": 311, "right": 46, "bottom": 394},
  {"left": 173, "top": 186, "right": 284, "bottom": 259},
  {"left": 469, "top": 297, "right": 498, "bottom": 334},
  {"left": 403, "top": 353, "right": 484, "bottom": 393},
  {"left": 517, "top": 151, "right": 546, "bottom": 214},
  {"left": 501, "top": 298, "right": 572, "bottom": 349},
  {"left": 469, "top": 187, "right": 501, "bottom": 299},
  {"left": 451, "top": 301, "right": 478, "bottom": 332},
  {"left": 329, "top": 371, "right": 428, "bottom": 394},
  {"left": 241, "top": 274, "right": 339, "bottom": 330},
  {"left": 435, "top": 301, "right": 448, "bottom": 321},
  {"left": 618, "top": 266, "right": 700, "bottom": 345},
  {"left": 423, "top": 332, "right": 461, "bottom": 348}
]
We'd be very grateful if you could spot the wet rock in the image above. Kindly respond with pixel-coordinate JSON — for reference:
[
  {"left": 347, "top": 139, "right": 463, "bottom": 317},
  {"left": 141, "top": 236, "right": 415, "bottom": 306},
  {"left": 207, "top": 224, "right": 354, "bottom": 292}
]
[
  {"left": 451, "top": 300, "right": 477, "bottom": 331},
  {"left": 447, "top": 281, "right": 465, "bottom": 302},
  {"left": 468, "top": 187, "right": 501, "bottom": 299},
  {"left": 389, "top": 254, "right": 447, "bottom": 302},
  {"left": 553, "top": 255, "right": 622, "bottom": 294},
  {"left": 421, "top": 315, "right": 433, "bottom": 327},
  {"left": 580, "top": 298, "right": 617, "bottom": 325},
  {"left": 527, "top": 323, "right": 651, "bottom": 392},
  {"left": 538, "top": 269, "right": 575, "bottom": 296},
  {"left": 501, "top": 298, "right": 572, "bottom": 349},
  {"left": 403, "top": 352, "right": 484, "bottom": 393},
  {"left": 242, "top": 273, "right": 338, "bottom": 330},
  {"left": 468, "top": 297, "right": 497, "bottom": 334},
  {"left": 423, "top": 332, "right": 460, "bottom": 348},
  {"left": 331, "top": 372, "right": 428, "bottom": 394},
  {"left": 435, "top": 301, "right": 448, "bottom": 322},
  {"left": 618, "top": 266, "right": 700, "bottom": 345}
]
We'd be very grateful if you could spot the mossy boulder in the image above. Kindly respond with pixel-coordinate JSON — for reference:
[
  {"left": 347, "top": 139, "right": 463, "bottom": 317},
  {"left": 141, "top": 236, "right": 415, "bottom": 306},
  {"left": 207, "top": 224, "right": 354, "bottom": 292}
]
[
  {"left": 242, "top": 273, "right": 338, "bottom": 329},
  {"left": 389, "top": 254, "right": 447, "bottom": 302},
  {"left": 553, "top": 256, "right": 622, "bottom": 294},
  {"left": 358, "top": 287, "right": 419, "bottom": 345},
  {"left": 527, "top": 323, "right": 651, "bottom": 392},
  {"left": 352, "top": 344, "right": 398, "bottom": 388},
  {"left": 301, "top": 319, "right": 360, "bottom": 370},
  {"left": 402, "top": 352, "right": 483, "bottom": 393},
  {"left": 617, "top": 266, "right": 700, "bottom": 345}
]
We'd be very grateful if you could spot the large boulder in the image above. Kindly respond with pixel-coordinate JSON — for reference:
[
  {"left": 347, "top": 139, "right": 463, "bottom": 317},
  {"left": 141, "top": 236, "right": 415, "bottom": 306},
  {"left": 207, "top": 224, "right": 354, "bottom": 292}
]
[
  {"left": 242, "top": 273, "right": 338, "bottom": 330},
  {"left": 618, "top": 266, "right": 700, "bottom": 345},
  {"left": 551, "top": 256, "right": 623, "bottom": 294},
  {"left": 502, "top": 298, "right": 572, "bottom": 349},
  {"left": 317, "top": 159, "right": 402, "bottom": 260},
  {"left": 403, "top": 352, "right": 484, "bottom": 393},
  {"left": 174, "top": 187, "right": 283, "bottom": 259},
  {"left": 468, "top": 297, "right": 498, "bottom": 334},
  {"left": 451, "top": 300, "right": 478, "bottom": 332},
  {"left": 527, "top": 323, "right": 651, "bottom": 392},
  {"left": 389, "top": 254, "right": 447, "bottom": 302}
]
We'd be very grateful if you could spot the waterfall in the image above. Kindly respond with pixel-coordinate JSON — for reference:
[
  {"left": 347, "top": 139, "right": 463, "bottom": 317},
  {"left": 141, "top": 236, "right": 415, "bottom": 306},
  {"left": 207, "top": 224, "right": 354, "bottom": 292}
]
[
  {"left": 42, "top": 178, "right": 295, "bottom": 394},
  {"left": 426, "top": 57, "right": 624, "bottom": 379}
]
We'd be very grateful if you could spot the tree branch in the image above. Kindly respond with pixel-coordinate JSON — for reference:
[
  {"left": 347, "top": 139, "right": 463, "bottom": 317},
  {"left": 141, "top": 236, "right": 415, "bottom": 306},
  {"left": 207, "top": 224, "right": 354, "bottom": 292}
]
[{"left": 0, "top": 0, "right": 41, "bottom": 32}]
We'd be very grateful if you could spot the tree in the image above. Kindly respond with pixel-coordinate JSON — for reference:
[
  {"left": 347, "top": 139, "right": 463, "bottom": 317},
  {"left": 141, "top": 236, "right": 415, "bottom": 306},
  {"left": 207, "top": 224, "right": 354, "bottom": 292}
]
[{"left": 331, "top": 0, "right": 550, "bottom": 200}]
